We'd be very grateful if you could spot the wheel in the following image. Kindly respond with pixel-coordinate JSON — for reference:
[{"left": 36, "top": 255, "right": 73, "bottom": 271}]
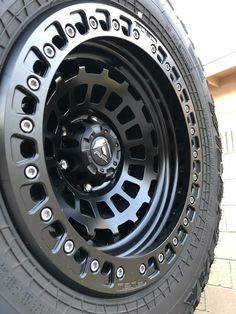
[{"left": 0, "top": 1, "right": 222, "bottom": 313}]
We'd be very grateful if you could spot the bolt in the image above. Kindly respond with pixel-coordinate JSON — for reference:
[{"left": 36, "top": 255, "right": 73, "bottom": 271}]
[
  {"left": 116, "top": 267, "right": 124, "bottom": 279},
  {"left": 115, "top": 143, "right": 119, "bottom": 148},
  {"left": 193, "top": 173, "right": 198, "bottom": 182},
  {"left": 90, "top": 17, "right": 98, "bottom": 29},
  {"left": 25, "top": 165, "right": 38, "bottom": 179},
  {"left": 65, "top": 25, "right": 76, "bottom": 38},
  {"left": 185, "top": 105, "right": 190, "bottom": 113},
  {"left": 28, "top": 77, "right": 40, "bottom": 91},
  {"left": 113, "top": 162, "right": 117, "bottom": 166},
  {"left": 158, "top": 253, "right": 164, "bottom": 263},
  {"left": 20, "top": 119, "right": 34, "bottom": 133},
  {"left": 133, "top": 29, "right": 140, "bottom": 39},
  {"left": 173, "top": 237, "right": 178, "bottom": 246},
  {"left": 139, "top": 264, "right": 146, "bottom": 275},
  {"left": 62, "top": 127, "right": 67, "bottom": 137},
  {"left": 104, "top": 129, "right": 108, "bottom": 134},
  {"left": 84, "top": 183, "right": 92, "bottom": 193},
  {"left": 90, "top": 116, "right": 98, "bottom": 122},
  {"left": 193, "top": 151, "right": 198, "bottom": 159},
  {"left": 190, "top": 128, "right": 195, "bottom": 135},
  {"left": 64, "top": 240, "right": 74, "bottom": 254},
  {"left": 190, "top": 196, "right": 195, "bottom": 204},
  {"left": 59, "top": 159, "right": 69, "bottom": 170},
  {"left": 44, "top": 45, "right": 55, "bottom": 58},
  {"left": 151, "top": 44, "right": 157, "bottom": 54},
  {"left": 91, "top": 260, "right": 100, "bottom": 273},
  {"left": 183, "top": 217, "right": 189, "bottom": 226},
  {"left": 165, "top": 63, "right": 171, "bottom": 71},
  {"left": 177, "top": 83, "right": 182, "bottom": 91},
  {"left": 100, "top": 168, "right": 104, "bottom": 173},
  {"left": 40, "top": 207, "right": 53, "bottom": 222},
  {"left": 112, "top": 19, "right": 120, "bottom": 31}
]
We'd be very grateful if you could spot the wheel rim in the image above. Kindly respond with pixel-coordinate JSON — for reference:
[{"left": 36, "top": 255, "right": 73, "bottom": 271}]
[{"left": 0, "top": 3, "right": 202, "bottom": 296}]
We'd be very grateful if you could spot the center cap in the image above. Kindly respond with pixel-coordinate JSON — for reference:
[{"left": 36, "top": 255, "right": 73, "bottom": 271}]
[{"left": 91, "top": 136, "right": 112, "bottom": 166}]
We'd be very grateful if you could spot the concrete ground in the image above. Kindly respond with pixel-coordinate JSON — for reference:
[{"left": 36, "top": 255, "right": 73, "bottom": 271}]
[{"left": 195, "top": 152, "right": 236, "bottom": 314}]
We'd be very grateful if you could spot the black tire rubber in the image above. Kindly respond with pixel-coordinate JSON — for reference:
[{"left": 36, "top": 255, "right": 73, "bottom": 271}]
[{"left": 0, "top": 1, "right": 222, "bottom": 313}]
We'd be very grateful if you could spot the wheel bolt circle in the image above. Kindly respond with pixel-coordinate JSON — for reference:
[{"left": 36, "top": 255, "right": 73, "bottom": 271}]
[
  {"left": 44, "top": 45, "right": 55, "bottom": 58},
  {"left": 64, "top": 240, "right": 74, "bottom": 254},
  {"left": 28, "top": 77, "right": 40, "bottom": 91},
  {"left": 116, "top": 267, "right": 124, "bottom": 279},
  {"left": 40, "top": 208, "right": 53, "bottom": 222},
  {"left": 65, "top": 25, "right": 76, "bottom": 37},
  {"left": 139, "top": 263, "right": 146, "bottom": 275},
  {"left": 158, "top": 253, "right": 164, "bottom": 263},
  {"left": 91, "top": 260, "right": 100, "bottom": 272},
  {"left": 25, "top": 165, "right": 38, "bottom": 179},
  {"left": 20, "top": 119, "right": 34, "bottom": 133}
]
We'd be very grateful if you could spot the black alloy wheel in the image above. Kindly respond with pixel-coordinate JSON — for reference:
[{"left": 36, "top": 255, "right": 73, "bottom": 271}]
[{"left": 0, "top": 1, "right": 222, "bottom": 313}]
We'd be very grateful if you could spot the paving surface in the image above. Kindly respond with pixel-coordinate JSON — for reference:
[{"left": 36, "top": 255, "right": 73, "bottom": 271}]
[{"left": 195, "top": 152, "right": 236, "bottom": 314}]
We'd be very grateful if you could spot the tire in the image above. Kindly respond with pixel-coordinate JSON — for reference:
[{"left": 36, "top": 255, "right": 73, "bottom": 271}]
[{"left": 0, "top": 1, "right": 222, "bottom": 313}]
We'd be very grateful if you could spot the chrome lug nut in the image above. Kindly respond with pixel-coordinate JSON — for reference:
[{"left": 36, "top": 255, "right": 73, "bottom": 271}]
[
  {"left": 177, "top": 83, "right": 182, "bottom": 91},
  {"left": 190, "top": 128, "right": 195, "bottom": 135},
  {"left": 139, "top": 264, "right": 146, "bottom": 275},
  {"left": 133, "top": 29, "right": 140, "bottom": 39},
  {"left": 183, "top": 217, "right": 189, "bottom": 226},
  {"left": 158, "top": 253, "right": 164, "bottom": 263},
  {"left": 116, "top": 267, "right": 124, "bottom": 279},
  {"left": 44, "top": 45, "right": 55, "bottom": 58},
  {"left": 25, "top": 165, "right": 38, "bottom": 179},
  {"left": 193, "top": 173, "right": 198, "bottom": 182},
  {"left": 40, "top": 208, "right": 53, "bottom": 222},
  {"left": 28, "top": 77, "right": 40, "bottom": 91},
  {"left": 173, "top": 237, "right": 178, "bottom": 246},
  {"left": 193, "top": 151, "right": 198, "bottom": 159},
  {"left": 65, "top": 25, "right": 76, "bottom": 38},
  {"left": 165, "top": 63, "right": 171, "bottom": 71},
  {"left": 59, "top": 159, "right": 69, "bottom": 170},
  {"left": 64, "top": 240, "right": 74, "bottom": 254},
  {"left": 91, "top": 260, "right": 100, "bottom": 273},
  {"left": 90, "top": 116, "right": 98, "bottom": 122},
  {"left": 190, "top": 196, "right": 195, "bottom": 204},
  {"left": 84, "top": 183, "right": 92, "bottom": 193},
  {"left": 151, "top": 44, "right": 157, "bottom": 54},
  {"left": 20, "top": 119, "right": 34, "bottom": 133},
  {"left": 90, "top": 17, "right": 98, "bottom": 29},
  {"left": 112, "top": 19, "right": 120, "bottom": 31},
  {"left": 185, "top": 105, "right": 190, "bottom": 113}
]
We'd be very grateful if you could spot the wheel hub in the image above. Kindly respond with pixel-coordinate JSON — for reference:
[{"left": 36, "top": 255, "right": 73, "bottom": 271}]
[{"left": 58, "top": 115, "right": 121, "bottom": 190}]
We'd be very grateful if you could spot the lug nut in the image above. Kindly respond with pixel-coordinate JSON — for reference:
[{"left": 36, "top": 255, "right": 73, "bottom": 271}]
[
  {"left": 44, "top": 45, "right": 55, "bottom": 58},
  {"left": 40, "top": 207, "right": 53, "bottom": 222},
  {"left": 151, "top": 44, "right": 157, "bottom": 54},
  {"left": 173, "top": 237, "right": 178, "bottom": 246},
  {"left": 185, "top": 105, "right": 190, "bottom": 113},
  {"left": 190, "top": 128, "right": 195, "bottom": 135},
  {"left": 91, "top": 260, "right": 100, "bottom": 273},
  {"left": 158, "top": 253, "right": 164, "bottom": 263},
  {"left": 193, "top": 173, "right": 198, "bottom": 182},
  {"left": 165, "top": 63, "right": 171, "bottom": 71},
  {"left": 183, "top": 217, "right": 189, "bottom": 226},
  {"left": 90, "top": 17, "right": 98, "bottom": 29},
  {"left": 116, "top": 267, "right": 124, "bottom": 279},
  {"left": 64, "top": 240, "right": 74, "bottom": 254},
  {"left": 25, "top": 165, "right": 38, "bottom": 179},
  {"left": 133, "top": 29, "right": 140, "bottom": 39},
  {"left": 90, "top": 116, "right": 98, "bottom": 122},
  {"left": 84, "top": 183, "right": 92, "bottom": 193},
  {"left": 139, "top": 264, "right": 146, "bottom": 275},
  {"left": 65, "top": 25, "right": 76, "bottom": 38},
  {"left": 20, "top": 119, "right": 34, "bottom": 133},
  {"left": 28, "top": 77, "right": 40, "bottom": 91},
  {"left": 112, "top": 19, "right": 120, "bottom": 31},
  {"left": 177, "top": 83, "right": 182, "bottom": 91},
  {"left": 193, "top": 151, "right": 198, "bottom": 159},
  {"left": 190, "top": 196, "right": 195, "bottom": 204},
  {"left": 59, "top": 159, "right": 69, "bottom": 170},
  {"left": 113, "top": 162, "right": 117, "bottom": 166}
]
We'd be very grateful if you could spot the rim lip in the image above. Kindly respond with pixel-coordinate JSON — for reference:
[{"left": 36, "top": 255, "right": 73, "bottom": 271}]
[{"left": 0, "top": 2, "right": 202, "bottom": 296}]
